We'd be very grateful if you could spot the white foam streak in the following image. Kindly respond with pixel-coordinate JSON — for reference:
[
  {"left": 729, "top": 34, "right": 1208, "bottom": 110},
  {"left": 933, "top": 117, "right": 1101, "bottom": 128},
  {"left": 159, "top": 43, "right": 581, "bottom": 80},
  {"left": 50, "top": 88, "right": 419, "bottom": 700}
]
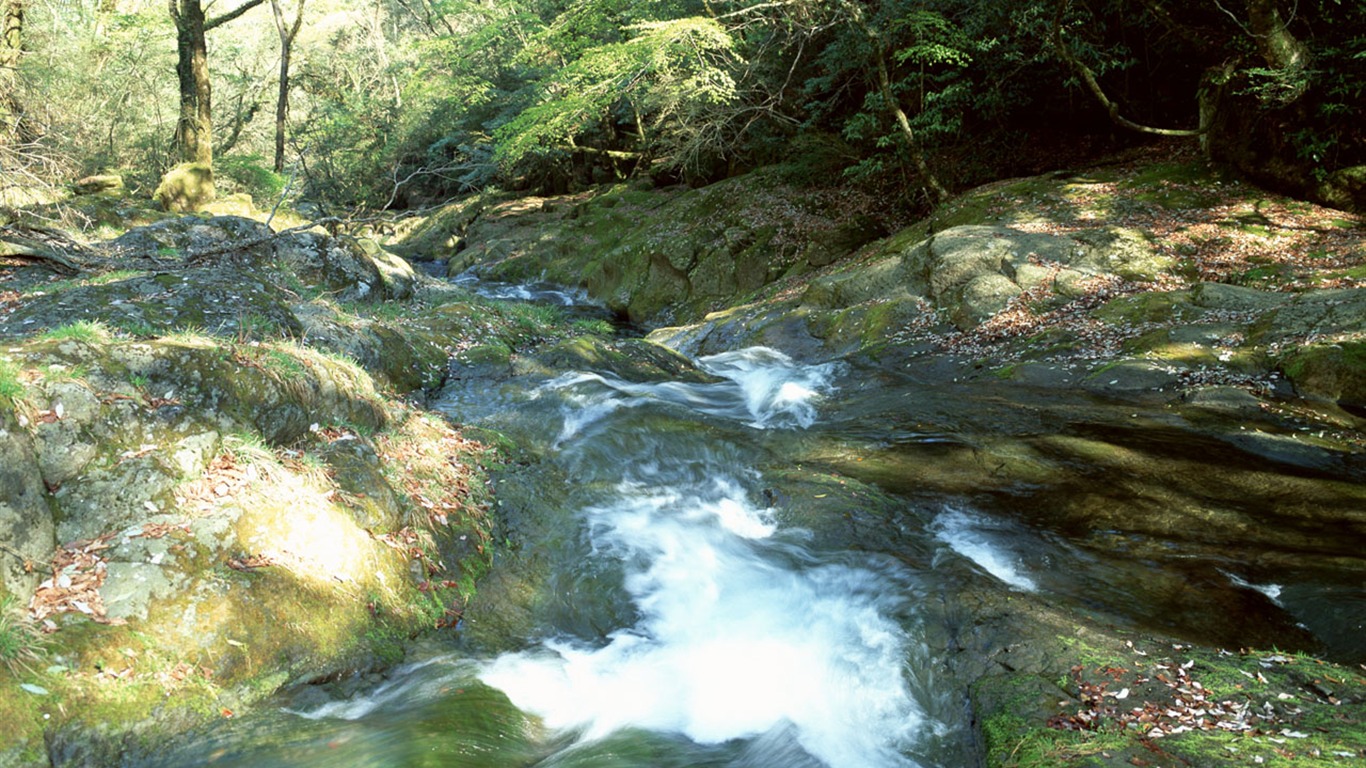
[
  {"left": 1223, "top": 571, "right": 1284, "bottom": 606},
  {"left": 697, "top": 348, "right": 842, "bottom": 429},
  {"left": 537, "top": 347, "right": 843, "bottom": 438},
  {"left": 932, "top": 508, "right": 1038, "bottom": 592},
  {"left": 481, "top": 480, "right": 923, "bottom": 768}
]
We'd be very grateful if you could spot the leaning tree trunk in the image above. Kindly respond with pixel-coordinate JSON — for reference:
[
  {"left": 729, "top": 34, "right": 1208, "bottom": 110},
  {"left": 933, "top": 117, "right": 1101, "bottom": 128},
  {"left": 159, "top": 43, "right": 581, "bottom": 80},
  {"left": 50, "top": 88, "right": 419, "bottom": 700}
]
[{"left": 836, "top": 0, "right": 949, "bottom": 205}]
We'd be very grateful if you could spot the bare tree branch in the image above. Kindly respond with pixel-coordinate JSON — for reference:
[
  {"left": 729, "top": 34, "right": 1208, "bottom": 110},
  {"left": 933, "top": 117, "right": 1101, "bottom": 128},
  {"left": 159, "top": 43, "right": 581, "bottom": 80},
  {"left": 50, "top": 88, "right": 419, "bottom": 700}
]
[{"left": 205, "top": 0, "right": 265, "bottom": 31}]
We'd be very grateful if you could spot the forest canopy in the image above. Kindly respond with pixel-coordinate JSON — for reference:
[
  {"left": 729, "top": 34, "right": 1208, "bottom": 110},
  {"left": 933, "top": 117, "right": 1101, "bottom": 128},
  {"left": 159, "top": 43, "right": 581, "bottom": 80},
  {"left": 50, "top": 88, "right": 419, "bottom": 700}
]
[{"left": 1, "top": 0, "right": 1363, "bottom": 214}]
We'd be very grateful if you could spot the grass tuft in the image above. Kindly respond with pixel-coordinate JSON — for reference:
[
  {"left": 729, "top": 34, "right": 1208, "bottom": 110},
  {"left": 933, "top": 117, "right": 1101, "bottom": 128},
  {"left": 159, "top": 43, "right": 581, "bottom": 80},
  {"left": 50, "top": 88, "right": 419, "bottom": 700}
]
[{"left": 0, "top": 595, "right": 46, "bottom": 675}]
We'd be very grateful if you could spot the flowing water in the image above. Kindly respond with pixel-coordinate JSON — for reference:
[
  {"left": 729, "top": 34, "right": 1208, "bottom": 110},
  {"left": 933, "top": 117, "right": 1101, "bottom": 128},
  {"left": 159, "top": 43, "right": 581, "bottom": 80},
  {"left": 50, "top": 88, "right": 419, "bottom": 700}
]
[{"left": 141, "top": 283, "right": 1366, "bottom": 767}]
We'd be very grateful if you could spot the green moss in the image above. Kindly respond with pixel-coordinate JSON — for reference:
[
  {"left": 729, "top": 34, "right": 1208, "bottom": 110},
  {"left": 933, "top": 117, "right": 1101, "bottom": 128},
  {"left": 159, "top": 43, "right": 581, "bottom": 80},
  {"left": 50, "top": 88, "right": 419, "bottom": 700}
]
[
  {"left": 1115, "top": 161, "right": 1225, "bottom": 211},
  {"left": 1280, "top": 341, "right": 1366, "bottom": 402},
  {"left": 981, "top": 638, "right": 1366, "bottom": 768},
  {"left": 983, "top": 712, "right": 1125, "bottom": 768},
  {"left": 930, "top": 176, "right": 1067, "bottom": 230},
  {"left": 1094, "top": 291, "right": 1196, "bottom": 325}
]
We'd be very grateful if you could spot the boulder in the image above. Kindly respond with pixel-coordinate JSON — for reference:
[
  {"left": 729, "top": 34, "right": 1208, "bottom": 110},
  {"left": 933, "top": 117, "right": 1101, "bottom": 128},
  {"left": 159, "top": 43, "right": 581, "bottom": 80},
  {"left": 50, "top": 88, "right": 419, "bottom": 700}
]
[
  {"left": 0, "top": 410, "right": 55, "bottom": 601},
  {"left": 110, "top": 215, "right": 275, "bottom": 264},
  {"left": 275, "top": 233, "right": 418, "bottom": 302},
  {"left": 1280, "top": 340, "right": 1366, "bottom": 413},
  {"left": 804, "top": 224, "right": 1170, "bottom": 331}
]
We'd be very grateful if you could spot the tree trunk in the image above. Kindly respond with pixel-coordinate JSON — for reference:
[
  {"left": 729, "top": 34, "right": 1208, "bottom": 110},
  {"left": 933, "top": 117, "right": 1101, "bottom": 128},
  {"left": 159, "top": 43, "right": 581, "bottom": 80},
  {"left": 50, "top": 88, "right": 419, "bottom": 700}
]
[
  {"left": 270, "top": 0, "right": 304, "bottom": 173},
  {"left": 168, "top": 0, "right": 266, "bottom": 167},
  {"left": 0, "top": 0, "right": 23, "bottom": 144},
  {"left": 1244, "top": 0, "right": 1309, "bottom": 72},
  {"left": 170, "top": 0, "right": 212, "bottom": 165}
]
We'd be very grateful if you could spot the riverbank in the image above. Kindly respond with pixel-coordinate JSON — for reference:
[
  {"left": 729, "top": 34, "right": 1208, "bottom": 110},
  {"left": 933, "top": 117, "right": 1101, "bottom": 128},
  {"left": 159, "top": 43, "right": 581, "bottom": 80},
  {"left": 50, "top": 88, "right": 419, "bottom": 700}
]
[{"left": 0, "top": 210, "right": 622, "bottom": 764}]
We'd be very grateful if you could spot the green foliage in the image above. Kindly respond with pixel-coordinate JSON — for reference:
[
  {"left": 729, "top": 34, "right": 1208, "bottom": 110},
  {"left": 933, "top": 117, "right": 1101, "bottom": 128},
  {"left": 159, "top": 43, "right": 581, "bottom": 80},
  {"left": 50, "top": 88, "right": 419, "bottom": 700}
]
[
  {"left": 493, "top": 16, "right": 741, "bottom": 174},
  {"left": 215, "top": 155, "right": 286, "bottom": 203},
  {"left": 10, "top": 0, "right": 1361, "bottom": 210}
]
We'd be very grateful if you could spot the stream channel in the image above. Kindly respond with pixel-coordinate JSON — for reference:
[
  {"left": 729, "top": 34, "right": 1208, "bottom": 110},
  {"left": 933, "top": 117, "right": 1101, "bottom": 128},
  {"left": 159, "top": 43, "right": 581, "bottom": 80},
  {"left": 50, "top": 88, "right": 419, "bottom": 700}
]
[{"left": 146, "top": 280, "right": 1366, "bottom": 767}]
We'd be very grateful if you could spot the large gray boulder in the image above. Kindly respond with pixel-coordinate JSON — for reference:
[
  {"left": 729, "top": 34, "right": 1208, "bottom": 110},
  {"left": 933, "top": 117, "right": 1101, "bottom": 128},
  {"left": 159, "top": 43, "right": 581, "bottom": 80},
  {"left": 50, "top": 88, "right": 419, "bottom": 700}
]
[{"left": 803, "top": 225, "right": 1171, "bottom": 330}]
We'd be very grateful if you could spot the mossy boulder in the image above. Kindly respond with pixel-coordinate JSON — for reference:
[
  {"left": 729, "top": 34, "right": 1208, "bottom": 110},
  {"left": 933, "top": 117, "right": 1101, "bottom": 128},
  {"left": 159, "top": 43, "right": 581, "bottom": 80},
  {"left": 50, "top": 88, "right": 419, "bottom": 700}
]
[
  {"left": 0, "top": 270, "right": 302, "bottom": 341},
  {"left": 445, "top": 171, "right": 894, "bottom": 325},
  {"left": 798, "top": 224, "right": 1171, "bottom": 331},
  {"left": 1316, "top": 164, "right": 1366, "bottom": 214},
  {"left": 0, "top": 332, "right": 496, "bottom": 764},
  {"left": 154, "top": 163, "right": 215, "bottom": 213},
  {"left": 110, "top": 215, "right": 275, "bottom": 264},
  {"left": 1281, "top": 340, "right": 1366, "bottom": 412},
  {"left": 276, "top": 232, "right": 416, "bottom": 302}
]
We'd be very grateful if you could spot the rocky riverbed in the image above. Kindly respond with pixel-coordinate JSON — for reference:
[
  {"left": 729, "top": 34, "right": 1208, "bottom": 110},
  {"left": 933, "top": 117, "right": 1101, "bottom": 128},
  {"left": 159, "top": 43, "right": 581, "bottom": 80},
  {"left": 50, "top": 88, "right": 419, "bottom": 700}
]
[{"left": 1, "top": 147, "right": 1363, "bottom": 766}]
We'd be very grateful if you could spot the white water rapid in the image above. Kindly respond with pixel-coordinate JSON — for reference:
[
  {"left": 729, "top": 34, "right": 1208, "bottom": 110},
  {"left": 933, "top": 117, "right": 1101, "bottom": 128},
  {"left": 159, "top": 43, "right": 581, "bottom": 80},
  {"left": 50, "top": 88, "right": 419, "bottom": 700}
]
[{"left": 480, "top": 347, "right": 932, "bottom": 768}]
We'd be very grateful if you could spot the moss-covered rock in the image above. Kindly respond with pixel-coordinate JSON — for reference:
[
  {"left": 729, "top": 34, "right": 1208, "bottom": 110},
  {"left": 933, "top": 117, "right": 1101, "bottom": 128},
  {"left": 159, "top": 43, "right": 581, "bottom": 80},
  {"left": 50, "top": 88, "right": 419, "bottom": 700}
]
[
  {"left": 526, "top": 337, "right": 720, "bottom": 383},
  {"left": 435, "top": 171, "right": 895, "bottom": 325},
  {"left": 154, "top": 163, "right": 215, "bottom": 213},
  {"left": 1281, "top": 341, "right": 1366, "bottom": 411},
  {"left": 0, "top": 332, "right": 497, "bottom": 764},
  {"left": 0, "top": 211, "right": 525, "bottom": 763}
]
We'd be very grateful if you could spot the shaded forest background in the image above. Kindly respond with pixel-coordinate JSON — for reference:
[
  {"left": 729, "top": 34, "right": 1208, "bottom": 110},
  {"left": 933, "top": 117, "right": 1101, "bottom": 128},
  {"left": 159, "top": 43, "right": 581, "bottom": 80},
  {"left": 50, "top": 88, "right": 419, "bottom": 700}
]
[{"left": 1, "top": 0, "right": 1363, "bottom": 217}]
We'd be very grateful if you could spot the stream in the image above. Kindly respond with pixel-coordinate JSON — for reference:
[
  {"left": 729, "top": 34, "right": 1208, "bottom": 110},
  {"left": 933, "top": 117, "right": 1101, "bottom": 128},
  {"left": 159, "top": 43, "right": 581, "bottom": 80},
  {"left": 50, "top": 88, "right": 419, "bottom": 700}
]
[{"left": 141, "top": 281, "right": 1366, "bottom": 767}]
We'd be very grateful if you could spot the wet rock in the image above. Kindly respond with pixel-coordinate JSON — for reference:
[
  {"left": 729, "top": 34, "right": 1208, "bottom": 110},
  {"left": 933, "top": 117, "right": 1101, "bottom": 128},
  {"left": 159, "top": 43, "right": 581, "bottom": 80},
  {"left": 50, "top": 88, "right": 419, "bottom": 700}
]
[
  {"left": 528, "top": 337, "right": 720, "bottom": 383},
  {"left": 1181, "top": 385, "right": 1264, "bottom": 416}
]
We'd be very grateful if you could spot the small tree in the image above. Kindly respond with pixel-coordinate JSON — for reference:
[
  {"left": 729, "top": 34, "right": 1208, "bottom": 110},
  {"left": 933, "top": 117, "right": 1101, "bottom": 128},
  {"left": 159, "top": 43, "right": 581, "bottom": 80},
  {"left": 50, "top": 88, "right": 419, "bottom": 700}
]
[{"left": 270, "top": 0, "right": 304, "bottom": 172}]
